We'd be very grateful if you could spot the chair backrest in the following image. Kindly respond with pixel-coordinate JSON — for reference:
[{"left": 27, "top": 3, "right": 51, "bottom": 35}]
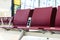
[
  {"left": 13, "top": 9, "right": 30, "bottom": 26},
  {"left": 31, "top": 7, "right": 52, "bottom": 26},
  {"left": 55, "top": 6, "right": 60, "bottom": 26}
]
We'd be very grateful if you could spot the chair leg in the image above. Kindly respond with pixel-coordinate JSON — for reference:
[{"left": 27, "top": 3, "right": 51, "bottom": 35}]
[
  {"left": 19, "top": 30, "right": 25, "bottom": 40},
  {"left": 0, "top": 18, "right": 3, "bottom": 27},
  {"left": 39, "top": 30, "right": 46, "bottom": 34},
  {"left": 3, "top": 28, "right": 11, "bottom": 31}
]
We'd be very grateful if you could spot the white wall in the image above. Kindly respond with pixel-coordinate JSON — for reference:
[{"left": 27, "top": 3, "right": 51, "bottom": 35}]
[{"left": 0, "top": 0, "right": 12, "bottom": 17}]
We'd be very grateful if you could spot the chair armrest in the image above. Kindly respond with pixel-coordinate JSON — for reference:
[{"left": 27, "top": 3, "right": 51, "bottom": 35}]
[{"left": 27, "top": 17, "right": 31, "bottom": 28}]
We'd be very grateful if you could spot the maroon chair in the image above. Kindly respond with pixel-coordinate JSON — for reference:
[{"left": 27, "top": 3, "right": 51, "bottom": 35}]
[
  {"left": 43, "top": 7, "right": 57, "bottom": 31},
  {"left": 30, "top": 7, "right": 53, "bottom": 30},
  {"left": 54, "top": 6, "right": 60, "bottom": 31},
  {"left": 13, "top": 9, "right": 30, "bottom": 29},
  {"left": 55, "top": 6, "right": 60, "bottom": 26},
  {"left": 44, "top": 6, "right": 60, "bottom": 31}
]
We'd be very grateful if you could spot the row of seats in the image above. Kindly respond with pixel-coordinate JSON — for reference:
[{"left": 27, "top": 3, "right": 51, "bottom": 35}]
[{"left": 0, "top": 6, "right": 60, "bottom": 31}]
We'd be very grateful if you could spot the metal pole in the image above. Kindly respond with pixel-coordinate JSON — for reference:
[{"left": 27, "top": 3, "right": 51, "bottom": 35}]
[
  {"left": 11, "top": 0, "right": 14, "bottom": 16},
  {"left": 19, "top": 30, "right": 25, "bottom": 40}
]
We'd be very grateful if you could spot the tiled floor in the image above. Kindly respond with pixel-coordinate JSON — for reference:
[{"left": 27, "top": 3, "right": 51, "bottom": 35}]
[
  {"left": 21, "top": 31, "right": 60, "bottom": 40},
  {"left": 0, "top": 27, "right": 60, "bottom": 40},
  {"left": 25, "top": 31, "right": 60, "bottom": 38},
  {"left": 0, "top": 28, "right": 21, "bottom": 40},
  {"left": 21, "top": 36, "right": 60, "bottom": 40},
  {"left": 21, "top": 36, "right": 47, "bottom": 40}
]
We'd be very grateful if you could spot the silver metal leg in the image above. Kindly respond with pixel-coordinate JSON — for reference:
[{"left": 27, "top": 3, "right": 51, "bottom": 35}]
[
  {"left": 19, "top": 30, "right": 25, "bottom": 40},
  {"left": 8, "top": 17, "right": 12, "bottom": 26},
  {"left": 1, "top": 18, "right": 4, "bottom": 25}
]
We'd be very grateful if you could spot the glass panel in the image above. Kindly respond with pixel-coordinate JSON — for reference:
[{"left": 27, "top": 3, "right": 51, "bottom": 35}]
[
  {"left": 40, "top": 0, "right": 55, "bottom": 7},
  {"left": 40, "top": 0, "right": 47, "bottom": 8},
  {"left": 21, "top": 0, "right": 39, "bottom": 9},
  {"left": 34, "top": 0, "right": 39, "bottom": 8},
  {"left": 46, "top": 0, "right": 55, "bottom": 7},
  {"left": 56, "top": 0, "right": 60, "bottom": 7},
  {"left": 21, "top": 0, "right": 26, "bottom": 9}
]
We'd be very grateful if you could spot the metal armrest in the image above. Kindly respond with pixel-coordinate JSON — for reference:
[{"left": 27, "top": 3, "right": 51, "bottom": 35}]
[
  {"left": 8, "top": 17, "right": 13, "bottom": 26},
  {"left": 27, "top": 17, "right": 31, "bottom": 28}
]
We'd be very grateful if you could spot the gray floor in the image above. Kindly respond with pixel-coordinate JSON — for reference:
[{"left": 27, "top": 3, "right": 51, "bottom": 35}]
[
  {"left": 0, "top": 25, "right": 60, "bottom": 40},
  {"left": 21, "top": 31, "right": 60, "bottom": 40},
  {"left": 0, "top": 28, "right": 21, "bottom": 40}
]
